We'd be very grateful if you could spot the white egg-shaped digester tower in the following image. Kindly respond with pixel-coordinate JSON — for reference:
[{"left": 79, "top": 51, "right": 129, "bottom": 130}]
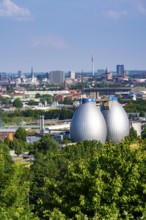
[
  {"left": 101, "top": 96, "right": 129, "bottom": 144},
  {"left": 70, "top": 98, "right": 107, "bottom": 143}
]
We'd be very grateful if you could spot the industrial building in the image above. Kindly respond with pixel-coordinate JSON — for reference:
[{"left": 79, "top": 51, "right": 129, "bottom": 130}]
[
  {"left": 101, "top": 96, "right": 129, "bottom": 144},
  {"left": 70, "top": 97, "right": 130, "bottom": 144},
  {"left": 70, "top": 98, "right": 107, "bottom": 143},
  {"left": 130, "top": 121, "right": 141, "bottom": 136}
]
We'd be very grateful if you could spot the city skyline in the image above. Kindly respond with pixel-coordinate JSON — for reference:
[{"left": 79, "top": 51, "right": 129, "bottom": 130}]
[{"left": 0, "top": 0, "right": 146, "bottom": 72}]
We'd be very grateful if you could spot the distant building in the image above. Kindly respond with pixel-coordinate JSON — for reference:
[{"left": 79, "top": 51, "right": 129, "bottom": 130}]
[
  {"left": 130, "top": 121, "right": 141, "bottom": 136},
  {"left": 50, "top": 134, "right": 64, "bottom": 143},
  {"left": 68, "top": 71, "right": 75, "bottom": 79},
  {"left": 18, "top": 70, "right": 23, "bottom": 78},
  {"left": 54, "top": 94, "right": 65, "bottom": 101},
  {"left": 0, "top": 73, "right": 7, "bottom": 81},
  {"left": 0, "top": 130, "right": 15, "bottom": 140},
  {"left": 26, "top": 136, "right": 41, "bottom": 144},
  {"left": 106, "top": 72, "right": 112, "bottom": 80},
  {"left": 123, "top": 71, "right": 128, "bottom": 80},
  {"left": 49, "top": 70, "right": 65, "bottom": 84},
  {"left": 31, "top": 66, "right": 34, "bottom": 79},
  {"left": 105, "top": 68, "right": 112, "bottom": 81},
  {"left": 137, "top": 91, "right": 146, "bottom": 100},
  {"left": 116, "top": 65, "right": 124, "bottom": 76},
  {"left": 97, "top": 69, "right": 105, "bottom": 75}
]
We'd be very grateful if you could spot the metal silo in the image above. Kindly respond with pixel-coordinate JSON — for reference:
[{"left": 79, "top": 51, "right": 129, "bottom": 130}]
[
  {"left": 70, "top": 98, "right": 107, "bottom": 143},
  {"left": 101, "top": 96, "right": 130, "bottom": 144}
]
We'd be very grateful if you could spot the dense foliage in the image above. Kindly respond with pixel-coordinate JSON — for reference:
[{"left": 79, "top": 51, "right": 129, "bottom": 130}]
[
  {"left": 1, "top": 107, "right": 74, "bottom": 125},
  {"left": 28, "top": 139, "right": 146, "bottom": 219},
  {"left": 15, "top": 127, "right": 28, "bottom": 141},
  {"left": 2, "top": 130, "right": 146, "bottom": 219},
  {"left": 124, "top": 100, "right": 146, "bottom": 117},
  {"left": 0, "top": 141, "right": 38, "bottom": 219},
  {"left": 13, "top": 98, "right": 23, "bottom": 108}
]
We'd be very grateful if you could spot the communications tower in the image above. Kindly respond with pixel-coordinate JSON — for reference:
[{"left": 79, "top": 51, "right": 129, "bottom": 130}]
[{"left": 91, "top": 56, "right": 94, "bottom": 76}]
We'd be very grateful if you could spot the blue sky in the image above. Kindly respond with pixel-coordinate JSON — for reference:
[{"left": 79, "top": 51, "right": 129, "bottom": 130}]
[{"left": 0, "top": 0, "right": 146, "bottom": 73}]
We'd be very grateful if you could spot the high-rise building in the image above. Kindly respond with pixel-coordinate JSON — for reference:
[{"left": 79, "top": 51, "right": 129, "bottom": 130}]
[
  {"left": 49, "top": 70, "right": 65, "bottom": 84},
  {"left": 68, "top": 71, "right": 75, "bottom": 79},
  {"left": 116, "top": 65, "right": 124, "bottom": 75},
  {"left": 0, "top": 73, "right": 7, "bottom": 81},
  {"left": 18, "top": 70, "right": 23, "bottom": 78}
]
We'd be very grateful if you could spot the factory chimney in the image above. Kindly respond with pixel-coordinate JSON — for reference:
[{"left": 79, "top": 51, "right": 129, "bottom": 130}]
[{"left": 40, "top": 115, "right": 45, "bottom": 136}]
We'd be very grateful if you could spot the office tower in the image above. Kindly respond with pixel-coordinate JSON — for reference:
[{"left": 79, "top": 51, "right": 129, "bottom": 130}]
[
  {"left": 49, "top": 70, "right": 65, "bottom": 84},
  {"left": 0, "top": 73, "right": 7, "bottom": 81},
  {"left": 116, "top": 65, "right": 124, "bottom": 76},
  {"left": 68, "top": 71, "right": 75, "bottom": 79},
  {"left": 18, "top": 70, "right": 23, "bottom": 78}
]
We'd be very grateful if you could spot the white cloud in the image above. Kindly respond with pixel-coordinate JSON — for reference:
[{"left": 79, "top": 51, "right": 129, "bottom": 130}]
[
  {"left": 0, "top": 0, "right": 30, "bottom": 18},
  {"left": 104, "top": 10, "right": 127, "bottom": 19},
  {"left": 137, "top": 3, "right": 146, "bottom": 14},
  {"left": 102, "top": 0, "right": 146, "bottom": 18},
  {"left": 31, "top": 35, "right": 69, "bottom": 49},
  {"left": 124, "top": 0, "right": 146, "bottom": 14}
]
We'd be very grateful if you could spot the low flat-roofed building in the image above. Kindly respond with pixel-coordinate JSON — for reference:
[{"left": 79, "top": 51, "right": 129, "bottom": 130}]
[
  {"left": 130, "top": 121, "right": 141, "bottom": 136},
  {"left": 137, "top": 91, "right": 146, "bottom": 100},
  {"left": 26, "top": 136, "right": 41, "bottom": 144}
]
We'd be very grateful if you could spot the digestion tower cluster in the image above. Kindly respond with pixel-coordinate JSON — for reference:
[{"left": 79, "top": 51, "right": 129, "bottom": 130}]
[{"left": 70, "top": 97, "right": 129, "bottom": 144}]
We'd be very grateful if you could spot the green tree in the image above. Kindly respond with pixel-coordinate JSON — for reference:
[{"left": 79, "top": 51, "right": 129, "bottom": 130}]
[
  {"left": 0, "top": 141, "right": 37, "bottom": 219},
  {"left": 13, "top": 98, "right": 23, "bottom": 108},
  {"left": 0, "top": 96, "right": 11, "bottom": 106},
  {"left": 35, "top": 93, "right": 41, "bottom": 98},
  {"left": 5, "top": 135, "right": 33, "bottom": 154},
  {"left": 59, "top": 107, "right": 74, "bottom": 120},
  {"left": 141, "top": 127, "right": 146, "bottom": 139},
  {"left": 124, "top": 100, "right": 146, "bottom": 114},
  {"left": 15, "top": 127, "right": 28, "bottom": 142},
  {"left": 30, "top": 140, "right": 146, "bottom": 219},
  {"left": 22, "top": 109, "right": 44, "bottom": 118},
  {"left": 34, "top": 135, "right": 59, "bottom": 153},
  {"left": 30, "top": 147, "right": 61, "bottom": 219},
  {"left": 61, "top": 139, "right": 72, "bottom": 145},
  {"left": 27, "top": 99, "right": 38, "bottom": 106},
  {"left": 128, "top": 126, "right": 138, "bottom": 142},
  {"left": 140, "top": 111, "right": 145, "bottom": 117}
]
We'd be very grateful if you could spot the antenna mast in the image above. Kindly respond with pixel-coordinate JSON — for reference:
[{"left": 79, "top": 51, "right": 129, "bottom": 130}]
[{"left": 91, "top": 55, "right": 94, "bottom": 76}]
